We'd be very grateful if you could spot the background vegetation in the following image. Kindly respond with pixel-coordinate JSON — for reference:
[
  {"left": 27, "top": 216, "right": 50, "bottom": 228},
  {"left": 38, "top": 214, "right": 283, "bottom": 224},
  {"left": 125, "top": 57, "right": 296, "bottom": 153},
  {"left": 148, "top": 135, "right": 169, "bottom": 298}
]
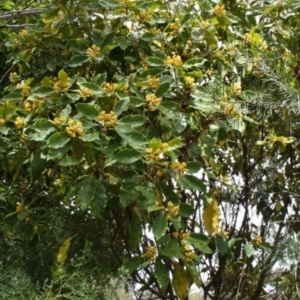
[{"left": 1, "top": 0, "right": 300, "bottom": 299}]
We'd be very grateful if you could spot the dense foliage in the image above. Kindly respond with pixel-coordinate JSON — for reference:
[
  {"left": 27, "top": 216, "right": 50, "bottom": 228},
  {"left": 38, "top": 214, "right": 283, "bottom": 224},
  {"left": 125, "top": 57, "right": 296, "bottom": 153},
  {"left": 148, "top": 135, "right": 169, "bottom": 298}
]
[{"left": 1, "top": 0, "right": 300, "bottom": 299}]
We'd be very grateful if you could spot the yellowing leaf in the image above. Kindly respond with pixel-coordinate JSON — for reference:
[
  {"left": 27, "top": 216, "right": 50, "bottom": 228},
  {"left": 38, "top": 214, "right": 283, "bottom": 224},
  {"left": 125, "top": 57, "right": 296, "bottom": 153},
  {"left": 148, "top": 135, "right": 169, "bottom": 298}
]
[
  {"left": 57, "top": 235, "right": 76, "bottom": 265},
  {"left": 172, "top": 262, "right": 189, "bottom": 300},
  {"left": 203, "top": 198, "right": 219, "bottom": 235}
]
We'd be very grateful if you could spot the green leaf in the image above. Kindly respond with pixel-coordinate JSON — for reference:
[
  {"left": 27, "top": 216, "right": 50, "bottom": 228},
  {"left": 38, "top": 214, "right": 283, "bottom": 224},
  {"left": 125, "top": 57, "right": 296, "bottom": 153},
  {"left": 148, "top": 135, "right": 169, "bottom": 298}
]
[
  {"left": 155, "top": 82, "right": 170, "bottom": 98},
  {"left": 172, "top": 262, "right": 189, "bottom": 300},
  {"left": 129, "top": 213, "right": 142, "bottom": 250},
  {"left": 58, "top": 70, "right": 68, "bottom": 83},
  {"left": 160, "top": 101, "right": 179, "bottom": 111},
  {"left": 30, "top": 152, "right": 47, "bottom": 180},
  {"left": 77, "top": 175, "right": 96, "bottom": 211},
  {"left": 80, "top": 82, "right": 102, "bottom": 94},
  {"left": 59, "top": 156, "right": 81, "bottom": 166},
  {"left": 160, "top": 239, "right": 181, "bottom": 257},
  {"left": 183, "top": 58, "right": 206, "bottom": 68},
  {"left": 116, "top": 129, "right": 148, "bottom": 149},
  {"left": 3, "top": 92, "right": 22, "bottom": 101},
  {"left": 179, "top": 175, "right": 206, "bottom": 192},
  {"left": 154, "top": 259, "right": 169, "bottom": 292},
  {"left": 186, "top": 263, "right": 201, "bottom": 288},
  {"left": 152, "top": 213, "right": 168, "bottom": 240},
  {"left": 31, "top": 119, "right": 56, "bottom": 134},
  {"left": 117, "top": 115, "right": 148, "bottom": 128},
  {"left": 119, "top": 256, "right": 143, "bottom": 275},
  {"left": 179, "top": 203, "right": 195, "bottom": 217},
  {"left": 186, "top": 161, "right": 202, "bottom": 173},
  {"left": 244, "top": 244, "right": 255, "bottom": 257},
  {"left": 90, "top": 180, "right": 107, "bottom": 217},
  {"left": 68, "top": 55, "right": 89, "bottom": 67},
  {"left": 216, "top": 237, "right": 228, "bottom": 257},
  {"left": 114, "top": 98, "right": 130, "bottom": 116},
  {"left": 32, "top": 86, "right": 54, "bottom": 97},
  {"left": 76, "top": 103, "right": 99, "bottom": 119},
  {"left": 69, "top": 39, "right": 88, "bottom": 54},
  {"left": 145, "top": 57, "right": 165, "bottom": 66},
  {"left": 47, "top": 132, "right": 70, "bottom": 149},
  {"left": 115, "top": 149, "right": 143, "bottom": 164},
  {"left": 101, "top": 32, "right": 115, "bottom": 49}
]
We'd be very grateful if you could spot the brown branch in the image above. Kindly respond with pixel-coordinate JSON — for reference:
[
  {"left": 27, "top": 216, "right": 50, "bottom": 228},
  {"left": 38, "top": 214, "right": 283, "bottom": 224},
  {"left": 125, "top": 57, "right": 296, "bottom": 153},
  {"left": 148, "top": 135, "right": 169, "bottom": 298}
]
[{"left": 0, "top": 8, "right": 44, "bottom": 20}]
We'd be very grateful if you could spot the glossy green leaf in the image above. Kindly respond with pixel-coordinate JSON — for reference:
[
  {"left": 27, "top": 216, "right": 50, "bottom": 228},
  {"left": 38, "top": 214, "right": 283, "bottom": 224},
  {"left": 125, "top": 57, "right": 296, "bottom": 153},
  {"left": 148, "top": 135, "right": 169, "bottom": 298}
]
[
  {"left": 154, "top": 259, "right": 169, "bottom": 292},
  {"left": 47, "top": 132, "right": 70, "bottom": 149},
  {"left": 114, "top": 98, "right": 130, "bottom": 116},
  {"left": 77, "top": 175, "right": 96, "bottom": 211},
  {"left": 115, "top": 149, "right": 143, "bottom": 164},
  {"left": 179, "top": 175, "right": 206, "bottom": 192},
  {"left": 32, "top": 86, "right": 54, "bottom": 97},
  {"left": 179, "top": 203, "right": 195, "bottom": 217},
  {"left": 155, "top": 82, "right": 170, "bottom": 98},
  {"left": 68, "top": 55, "right": 89, "bottom": 67},
  {"left": 152, "top": 213, "right": 168, "bottom": 240},
  {"left": 119, "top": 256, "right": 143, "bottom": 275},
  {"left": 90, "top": 180, "right": 107, "bottom": 217},
  {"left": 76, "top": 103, "right": 99, "bottom": 119}
]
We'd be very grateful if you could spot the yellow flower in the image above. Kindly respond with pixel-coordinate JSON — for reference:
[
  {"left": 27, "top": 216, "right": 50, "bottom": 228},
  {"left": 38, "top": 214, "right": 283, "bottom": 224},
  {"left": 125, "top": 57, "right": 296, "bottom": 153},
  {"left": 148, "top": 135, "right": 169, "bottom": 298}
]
[
  {"left": 87, "top": 44, "right": 101, "bottom": 60},
  {"left": 53, "top": 80, "right": 70, "bottom": 94},
  {"left": 102, "top": 82, "right": 116, "bottom": 93},
  {"left": 15, "top": 117, "right": 26, "bottom": 129},
  {"left": 0, "top": 118, "right": 5, "bottom": 126},
  {"left": 9, "top": 72, "right": 18, "bottom": 83},
  {"left": 170, "top": 161, "right": 187, "bottom": 173},
  {"left": 79, "top": 87, "right": 93, "bottom": 101},
  {"left": 96, "top": 111, "right": 117, "bottom": 127},
  {"left": 145, "top": 94, "right": 161, "bottom": 110},
  {"left": 166, "top": 55, "right": 182, "bottom": 67},
  {"left": 213, "top": 4, "right": 226, "bottom": 17},
  {"left": 147, "top": 75, "right": 160, "bottom": 89},
  {"left": 185, "top": 76, "right": 195, "bottom": 89},
  {"left": 141, "top": 246, "right": 157, "bottom": 261},
  {"left": 16, "top": 203, "right": 29, "bottom": 212},
  {"left": 65, "top": 119, "right": 84, "bottom": 137}
]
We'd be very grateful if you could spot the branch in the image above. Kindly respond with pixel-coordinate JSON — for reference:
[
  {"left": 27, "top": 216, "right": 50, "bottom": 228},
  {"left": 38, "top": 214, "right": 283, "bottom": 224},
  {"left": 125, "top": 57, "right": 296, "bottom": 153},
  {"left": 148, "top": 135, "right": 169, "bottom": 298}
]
[
  {"left": 0, "top": 24, "right": 33, "bottom": 29},
  {"left": 0, "top": 8, "right": 44, "bottom": 20}
]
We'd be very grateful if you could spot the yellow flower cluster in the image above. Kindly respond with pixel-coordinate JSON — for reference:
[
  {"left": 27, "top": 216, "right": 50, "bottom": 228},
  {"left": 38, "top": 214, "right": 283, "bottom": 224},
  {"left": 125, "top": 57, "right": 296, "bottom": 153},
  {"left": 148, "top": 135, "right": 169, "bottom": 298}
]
[
  {"left": 166, "top": 55, "right": 182, "bottom": 67},
  {"left": 213, "top": 4, "right": 226, "bottom": 17},
  {"left": 145, "top": 143, "right": 168, "bottom": 161},
  {"left": 244, "top": 33, "right": 268, "bottom": 50},
  {"left": 0, "top": 119, "right": 5, "bottom": 126},
  {"left": 184, "top": 245, "right": 195, "bottom": 262},
  {"left": 53, "top": 80, "right": 70, "bottom": 94},
  {"left": 17, "top": 83, "right": 31, "bottom": 97},
  {"left": 170, "top": 161, "right": 187, "bottom": 173},
  {"left": 19, "top": 29, "right": 28, "bottom": 37},
  {"left": 146, "top": 94, "right": 161, "bottom": 110},
  {"left": 53, "top": 116, "right": 65, "bottom": 126},
  {"left": 140, "top": 12, "right": 152, "bottom": 20},
  {"left": 229, "top": 83, "right": 242, "bottom": 95},
  {"left": 96, "top": 111, "right": 118, "bottom": 127},
  {"left": 172, "top": 231, "right": 190, "bottom": 240},
  {"left": 79, "top": 87, "right": 93, "bottom": 101},
  {"left": 141, "top": 246, "right": 157, "bottom": 261},
  {"left": 87, "top": 45, "right": 101, "bottom": 60},
  {"left": 24, "top": 100, "right": 43, "bottom": 112},
  {"left": 185, "top": 76, "right": 195, "bottom": 89},
  {"left": 206, "top": 68, "right": 214, "bottom": 76},
  {"left": 201, "top": 19, "right": 210, "bottom": 30},
  {"left": 222, "top": 102, "right": 241, "bottom": 119},
  {"left": 16, "top": 203, "right": 29, "bottom": 212},
  {"left": 147, "top": 75, "right": 160, "bottom": 89},
  {"left": 165, "top": 201, "right": 179, "bottom": 220},
  {"left": 169, "top": 22, "right": 180, "bottom": 35},
  {"left": 65, "top": 119, "right": 84, "bottom": 137},
  {"left": 215, "top": 226, "right": 228, "bottom": 238},
  {"left": 149, "top": 28, "right": 161, "bottom": 35},
  {"left": 9, "top": 72, "right": 18, "bottom": 83},
  {"left": 15, "top": 117, "right": 27, "bottom": 129},
  {"left": 102, "top": 82, "right": 117, "bottom": 93}
]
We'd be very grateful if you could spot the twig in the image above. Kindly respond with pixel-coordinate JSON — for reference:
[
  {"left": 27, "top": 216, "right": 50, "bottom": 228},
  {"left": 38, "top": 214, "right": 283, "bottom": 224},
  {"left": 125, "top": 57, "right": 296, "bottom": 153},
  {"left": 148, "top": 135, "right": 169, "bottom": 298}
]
[{"left": 0, "top": 8, "right": 44, "bottom": 20}]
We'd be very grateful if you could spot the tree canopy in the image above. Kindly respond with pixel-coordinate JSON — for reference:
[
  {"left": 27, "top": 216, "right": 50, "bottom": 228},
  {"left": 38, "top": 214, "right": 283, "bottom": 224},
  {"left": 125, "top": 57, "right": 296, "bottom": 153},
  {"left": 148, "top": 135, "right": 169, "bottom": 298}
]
[{"left": 1, "top": 0, "right": 300, "bottom": 299}]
